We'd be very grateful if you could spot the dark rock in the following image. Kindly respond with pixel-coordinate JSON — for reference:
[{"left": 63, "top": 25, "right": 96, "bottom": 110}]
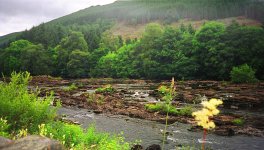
[
  {"left": 131, "top": 144, "right": 143, "bottom": 150},
  {"left": 214, "top": 128, "right": 235, "bottom": 136},
  {"left": 0, "top": 135, "right": 64, "bottom": 150},
  {"left": 93, "top": 110, "right": 103, "bottom": 114},
  {"left": 145, "top": 144, "right": 161, "bottom": 150}
]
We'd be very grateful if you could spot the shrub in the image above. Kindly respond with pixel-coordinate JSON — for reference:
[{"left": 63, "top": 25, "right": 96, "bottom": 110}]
[
  {"left": 87, "top": 93, "right": 105, "bottom": 105},
  {"left": 95, "top": 84, "right": 116, "bottom": 94},
  {"left": 145, "top": 103, "right": 192, "bottom": 116},
  {"left": 0, "top": 118, "right": 10, "bottom": 138},
  {"left": 232, "top": 118, "right": 245, "bottom": 126},
  {"left": 63, "top": 83, "right": 78, "bottom": 92},
  {"left": 230, "top": 64, "right": 258, "bottom": 83},
  {"left": 39, "top": 122, "right": 130, "bottom": 150},
  {"left": 0, "top": 72, "right": 59, "bottom": 133}
]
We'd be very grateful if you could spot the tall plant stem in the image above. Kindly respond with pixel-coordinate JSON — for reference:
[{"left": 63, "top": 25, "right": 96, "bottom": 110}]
[
  {"left": 202, "top": 129, "right": 207, "bottom": 150},
  {"left": 162, "top": 110, "right": 169, "bottom": 150}
]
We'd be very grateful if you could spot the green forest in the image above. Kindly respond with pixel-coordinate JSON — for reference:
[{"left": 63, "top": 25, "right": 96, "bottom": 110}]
[
  {"left": 1, "top": 21, "right": 263, "bottom": 80},
  {"left": 0, "top": 0, "right": 264, "bottom": 80}
]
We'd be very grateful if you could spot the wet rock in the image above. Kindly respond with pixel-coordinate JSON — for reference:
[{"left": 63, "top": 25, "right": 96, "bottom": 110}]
[
  {"left": 182, "top": 93, "right": 194, "bottom": 102},
  {"left": 0, "top": 136, "right": 12, "bottom": 148},
  {"left": 145, "top": 144, "right": 161, "bottom": 150},
  {"left": 214, "top": 115, "right": 235, "bottom": 126},
  {"left": 0, "top": 135, "right": 64, "bottom": 150},
  {"left": 131, "top": 144, "right": 143, "bottom": 150},
  {"left": 214, "top": 128, "right": 235, "bottom": 136},
  {"left": 93, "top": 110, "right": 103, "bottom": 114},
  {"left": 188, "top": 125, "right": 203, "bottom": 132},
  {"left": 230, "top": 105, "right": 239, "bottom": 109},
  {"left": 160, "top": 129, "right": 173, "bottom": 136},
  {"left": 237, "top": 127, "right": 264, "bottom": 137}
]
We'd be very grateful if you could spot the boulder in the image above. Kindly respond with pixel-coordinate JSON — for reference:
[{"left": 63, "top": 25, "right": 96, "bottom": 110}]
[
  {"left": 0, "top": 137, "right": 12, "bottom": 148},
  {"left": 145, "top": 144, "right": 161, "bottom": 150},
  {"left": 0, "top": 135, "right": 64, "bottom": 150}
]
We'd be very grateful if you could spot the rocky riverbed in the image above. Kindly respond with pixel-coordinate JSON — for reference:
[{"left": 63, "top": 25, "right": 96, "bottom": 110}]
[{"left": 29, "top": 76, "right": 264, "bottom": 138}]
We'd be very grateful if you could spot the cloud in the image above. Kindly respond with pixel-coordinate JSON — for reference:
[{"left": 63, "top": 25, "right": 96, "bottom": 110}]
[{"left": 0, "top": 0, "right": 116, "bottom": 36}]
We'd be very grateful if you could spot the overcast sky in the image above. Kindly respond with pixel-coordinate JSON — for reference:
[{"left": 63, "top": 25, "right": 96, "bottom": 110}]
[{"left": 0, "top": 0, "right": 117, "bottom": 36}]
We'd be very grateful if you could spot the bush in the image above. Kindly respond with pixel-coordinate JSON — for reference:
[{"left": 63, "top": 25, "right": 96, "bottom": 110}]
[
  {"left": 86, "top": 93, "right": 105, "bottom": 105},
  {"left": 0, "top": 72, "right": 59, "bottom": 133},
  {"left": 63, "top": 83, "right": 78, "bottom": 92},
  {"left": 39, "top": 122, "right": 130, "bottom": 150},
  {"left": 145, "top": 103, "right": 192, "bottom": 116},
  {"left": 95, "top": 84, "right": 116, "bottom": 94},
  {"left": 232, "top": 118, "right": 245, "bottom": 126},
  {"left": 0, "top": 118, "right": 10, "bottom": 138},
  {"left": 230, "top": 64, "right": 258, "bottom": 83},
  {"left": 0, "top": 72, "right": 131, "bottom": 150}
]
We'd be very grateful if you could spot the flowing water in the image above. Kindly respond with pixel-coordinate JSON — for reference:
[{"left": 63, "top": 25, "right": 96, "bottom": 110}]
[
  {"left": 36, "top": 81, "right": 264, "bottom": 149},
  {"left": 58, "top": 107, "right": 264, "bottom": 150}
]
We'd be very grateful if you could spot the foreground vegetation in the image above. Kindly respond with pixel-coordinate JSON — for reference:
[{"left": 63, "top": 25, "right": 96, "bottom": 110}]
[{"left": 0, "top": 72, "right": 131, "bottom": 149}]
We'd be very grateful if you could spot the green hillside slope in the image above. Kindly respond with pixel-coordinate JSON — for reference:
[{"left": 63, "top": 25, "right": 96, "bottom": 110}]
[
  {"left": 0, "top": 0, "right": 263, "bottom": 80},
  {"left": 1, "top": 0, "right": 264, "bottom": 48}
]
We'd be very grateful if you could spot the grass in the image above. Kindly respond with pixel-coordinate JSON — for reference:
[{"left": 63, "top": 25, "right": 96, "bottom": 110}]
[
  {"left": 63, "top": 83, "right": 78, "bottom": 92},
  {"left": 95, "top": 84, "right": 116, "bottom": 94},
  {"left": 145, "top": 103, "right": 192, "bottom": 116},
  {"left": 39, "top": 122, "right": 130, "bottom": 150},
  {"left": 232, "top": 118, "right": 245, "bottom": 126},
  {"left": 87, "top": 93, "right": 105, "bottom": 105}
]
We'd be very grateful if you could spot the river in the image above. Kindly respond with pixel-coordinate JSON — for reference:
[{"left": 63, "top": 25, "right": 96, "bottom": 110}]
[{"left": 58, "top": 107, "right": 264, "bottom": 150}]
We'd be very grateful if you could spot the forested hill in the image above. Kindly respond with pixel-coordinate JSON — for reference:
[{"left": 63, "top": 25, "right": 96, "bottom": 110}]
[
  {"left": 0, "top": 0, "right": 264, "bottom": 81},
  {"left": 52, "top": 0, "right": 264, "bottom": 25},
  {"left": 1, "top": 0, "right": 264, "bottom": 48}
]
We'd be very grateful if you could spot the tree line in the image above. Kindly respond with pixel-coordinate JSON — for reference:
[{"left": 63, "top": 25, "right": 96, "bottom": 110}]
[{"left": 0, "top": 21, "right": 263, "bottom": 80}]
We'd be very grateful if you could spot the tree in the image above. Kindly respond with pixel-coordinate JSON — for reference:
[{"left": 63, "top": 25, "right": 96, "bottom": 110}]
[
  {"left": 67, "top": 50, "right": 90, "bottom": 78},
  {"left": 0, "top": 40, "right": 33, "bottom": 75},
  {"left": 141, "top": 23, "right": 163, "bottom": 50},
  {"left": 92, "top": 52, "right": 117, "bottom": 78},
  {"left": 60, "top": 31, "right": 89, "bottom": 52},
  {"left": 193, "top": 22, "right": 226, "bottom": 79},
  {"left": 55, "top": 31, "right": 90, "bottom": 77},
  {"left": 20, "top": 44, "right": 52, "bottom": 75}
]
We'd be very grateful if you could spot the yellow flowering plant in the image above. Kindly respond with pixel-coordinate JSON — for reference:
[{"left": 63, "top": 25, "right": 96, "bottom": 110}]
[{"left": 192, "top": 98, "right": 223, "bottom": 150}]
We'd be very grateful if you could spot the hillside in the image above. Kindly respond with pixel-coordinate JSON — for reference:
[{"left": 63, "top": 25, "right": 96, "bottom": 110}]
[
  {"left": 111, "top": 16, "right": 262, "bottom": 39},
  {"left": 1, "top": 0, "right": 264, "bottom": 48},
  {"left": 0, "top": 0, "right": 264, "bottom": 81}
]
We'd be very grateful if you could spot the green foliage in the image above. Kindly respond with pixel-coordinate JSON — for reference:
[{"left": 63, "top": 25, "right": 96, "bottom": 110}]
[
  {"left": 145, "top": 103, "right": 192, "bottom": 116},
  {"left": 20, "top": 44, "right": 53, "bottom": 75},
  {"left": 55, "top": 31, "right": 90, "bottom": 77},
  {"left": 0, "top": 72, "right": 59, "bottom": 133},
  {"left": 63, "top": 83, "right": 78, "bottom": 92},
  {"left": 59, "top": 31, "right": 89, "bottom": 52},
  {"left": 232, "top": 118, "right": 245, "bottom": 126},
  {"left": 95, "top": 84, "right": 116, "bottom": 94},
  {"left": 0, "top": 118, "right": 10, "bottom": 138},
  {"left": 230, "top": 64, "right": 258, "bottom": 83},
  {"left": 87, "top": 93, "right": 105, "bottom": 105},
  {"left": 39, "top": 122, "right": 130, "bottom": 150},
  {"left": 1, "top": 17, "right": 264, "bottom": 81},
  {"left": 0, "top": 71, "right": 131, "bottom": 150},
  {"left": 67, "top": 50, "right": 90, "bottom": 78},
  {"left": 0, "top": 40, "right": 53, "bottom": 76}
]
